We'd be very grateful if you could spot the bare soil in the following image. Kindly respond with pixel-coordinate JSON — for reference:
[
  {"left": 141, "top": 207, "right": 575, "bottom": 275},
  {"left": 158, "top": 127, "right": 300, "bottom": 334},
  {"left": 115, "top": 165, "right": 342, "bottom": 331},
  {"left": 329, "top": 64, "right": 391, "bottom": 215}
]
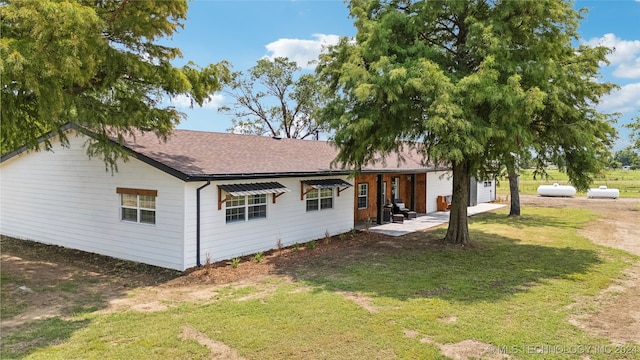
[
  {"left": 1, "top": 195, "right": 639, "bottom": 358},
  {"left": 519, "top": 195, "right": 640, "bottom": 345}
]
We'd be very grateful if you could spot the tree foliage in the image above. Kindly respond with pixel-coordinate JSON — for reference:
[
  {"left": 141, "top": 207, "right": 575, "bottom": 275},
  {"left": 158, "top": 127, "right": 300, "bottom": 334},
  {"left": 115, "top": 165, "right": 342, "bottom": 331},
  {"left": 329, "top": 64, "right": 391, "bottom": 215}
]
[
  {"left": 317, "top": 0, "right": 616, "bottom": 244},
  {"left": 613, "top": 147, "right": 640, "bottom": 169},
  {"left": 626, "top": 112, "right": 640, "bottom": 151},
  {"left": 1, "top": 0, "right": 228, "bottom": 167},
  {"left": 219, "top": 57, "right": 328, "bottom": 139}
]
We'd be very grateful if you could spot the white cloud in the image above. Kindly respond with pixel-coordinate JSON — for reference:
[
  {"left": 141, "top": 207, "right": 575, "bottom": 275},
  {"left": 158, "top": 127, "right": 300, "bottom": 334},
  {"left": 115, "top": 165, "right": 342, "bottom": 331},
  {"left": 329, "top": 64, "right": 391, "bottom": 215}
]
[
  {"left": 264, "top": 33, "right": 341, "bottom": 70},
  {"left": 614, "top": 59, "right": 640, "bottom": 79},
  {"left": 169, "top": 94, "right": 225, "bottom": 109},
  {"left": 584, "top": 33, "right": 640, "bottom": 79},
  {"left": 599, "top": 82, "right": 640, "bottom": 112},
  {"left": 598, "top": 83, "right": 640, "bottom": 150}
]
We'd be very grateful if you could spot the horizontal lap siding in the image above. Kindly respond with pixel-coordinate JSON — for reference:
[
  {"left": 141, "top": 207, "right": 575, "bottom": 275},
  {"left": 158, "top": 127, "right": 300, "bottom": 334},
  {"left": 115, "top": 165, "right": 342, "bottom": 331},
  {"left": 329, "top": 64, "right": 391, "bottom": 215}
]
[
  {"left": 0, "top": 134, "right": 186, "bottom": 270},
  {"left": 183, "top": 177, "right": 354, "bottom": 268},
  {"left": 425, "top": 171, "right": 453, "bottom": 213},
  {"left": 477, "top": 180, "right": 496, "bottom": 204}
]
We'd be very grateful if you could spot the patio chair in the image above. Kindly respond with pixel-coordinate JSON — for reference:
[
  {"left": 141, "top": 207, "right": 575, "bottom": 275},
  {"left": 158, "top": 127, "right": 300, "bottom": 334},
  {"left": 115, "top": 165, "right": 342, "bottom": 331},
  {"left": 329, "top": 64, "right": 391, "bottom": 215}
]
[{"left": 392, "top": 199, "right": 415, "bottom": 219}]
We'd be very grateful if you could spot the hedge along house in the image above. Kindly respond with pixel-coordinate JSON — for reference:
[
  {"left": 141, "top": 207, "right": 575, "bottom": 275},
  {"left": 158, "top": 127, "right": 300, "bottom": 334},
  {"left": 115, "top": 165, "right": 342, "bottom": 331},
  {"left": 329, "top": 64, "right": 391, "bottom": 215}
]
[{"left": 1, "top": 125, "right": 356, "bottom": 271}]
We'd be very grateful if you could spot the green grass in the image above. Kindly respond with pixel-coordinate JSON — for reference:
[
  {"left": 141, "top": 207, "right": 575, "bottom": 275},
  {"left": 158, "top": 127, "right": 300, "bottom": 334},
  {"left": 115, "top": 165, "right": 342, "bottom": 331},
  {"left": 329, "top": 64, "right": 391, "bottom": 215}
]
[
  {"left": 497, "top": 169, "right": 640, "bottom": 197},
  {"left": 2, "top": 207, "right": 639, "bottom": 359},
  {"left": 0, "top": 272, "right": 29, "bottom": 318}
]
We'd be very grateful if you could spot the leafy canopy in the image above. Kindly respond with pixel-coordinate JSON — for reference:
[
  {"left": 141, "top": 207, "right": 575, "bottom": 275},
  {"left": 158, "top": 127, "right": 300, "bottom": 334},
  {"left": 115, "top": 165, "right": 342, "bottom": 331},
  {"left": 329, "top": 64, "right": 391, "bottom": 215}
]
[
  {"left": 1, "top": 0, "right": 229, "bottom": 167},
  {"left": 317, "top": 0, "right": 616, "bottom": 243},
  {"left": 626, "top": 112, "right": 640, "bottom": 151}
]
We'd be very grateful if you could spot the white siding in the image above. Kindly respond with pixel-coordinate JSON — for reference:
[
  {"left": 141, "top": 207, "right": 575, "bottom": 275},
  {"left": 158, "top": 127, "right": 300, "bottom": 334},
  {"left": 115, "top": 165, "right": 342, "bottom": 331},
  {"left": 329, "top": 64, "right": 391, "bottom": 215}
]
[
  {"left": 0, "top": 133, "right": 187, "bottom": 270},
  {"left": 183, "top": 177, "right": 354, "bottom": 268},
  {"left": 477, "top": 179, "right": 496, "bottom": 204},
  {"left": 425, "top": 171, "right": 453, "bottom": 213}
]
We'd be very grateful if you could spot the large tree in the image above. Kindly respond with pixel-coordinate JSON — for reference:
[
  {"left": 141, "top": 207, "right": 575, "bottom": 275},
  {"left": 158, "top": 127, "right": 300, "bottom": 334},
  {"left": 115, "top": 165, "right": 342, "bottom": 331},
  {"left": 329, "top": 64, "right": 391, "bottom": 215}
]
[
  {"left": 219, "top": 57, "right": 327, "bottom": 139},
  {"left": 317, "top": 0, "right": 616, "bottom": 244},
  {"left": 1, "top": 0, "right": 228, "bottom": 166},
  {"left": 490, "top": 0, "right": 617, "bottom": 216}
]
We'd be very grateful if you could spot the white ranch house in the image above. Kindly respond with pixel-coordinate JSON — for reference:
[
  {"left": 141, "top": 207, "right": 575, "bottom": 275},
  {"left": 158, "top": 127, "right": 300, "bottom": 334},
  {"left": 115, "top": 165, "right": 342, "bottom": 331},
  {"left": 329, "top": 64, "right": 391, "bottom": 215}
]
[{"left": 1, "top": 125, "right": 495, "bottom": 270}]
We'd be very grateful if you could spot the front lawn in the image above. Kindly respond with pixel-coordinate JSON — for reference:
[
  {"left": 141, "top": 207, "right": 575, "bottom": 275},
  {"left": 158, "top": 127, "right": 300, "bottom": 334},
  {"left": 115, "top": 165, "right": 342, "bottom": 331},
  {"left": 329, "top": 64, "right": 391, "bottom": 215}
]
[{"left": 1, "top": 207, "right": 638, "bottom": 359}]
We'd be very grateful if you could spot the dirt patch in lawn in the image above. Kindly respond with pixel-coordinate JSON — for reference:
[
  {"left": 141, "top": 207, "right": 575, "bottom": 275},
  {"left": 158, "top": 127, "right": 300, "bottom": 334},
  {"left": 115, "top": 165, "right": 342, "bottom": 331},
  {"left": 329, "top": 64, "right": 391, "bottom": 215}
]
[
  {"left": 0, "top": 237, "right": 180, "bottom": 329},
  {"left": 179, "top": 325, "right": 246, "bottom": 360},
  {"left": 1, "top": 195, "right": 639, "bottom": 353},
  {"left": 410, "top": 331, "right": 510, "bottom": 360},
  {"left": 518, "top": 195, "right": 640, "bottom": 344}
]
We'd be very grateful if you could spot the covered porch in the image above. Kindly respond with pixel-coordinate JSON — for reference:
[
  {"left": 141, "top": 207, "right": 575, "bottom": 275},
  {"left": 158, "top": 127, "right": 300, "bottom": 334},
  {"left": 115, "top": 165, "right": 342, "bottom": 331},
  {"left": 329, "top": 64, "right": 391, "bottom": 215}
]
[
  {"left": 355, "top": 203, "right": 506, "bottom": 237},
  {"left": 353, "top": 172, "right": 427, "bottom": 225}
]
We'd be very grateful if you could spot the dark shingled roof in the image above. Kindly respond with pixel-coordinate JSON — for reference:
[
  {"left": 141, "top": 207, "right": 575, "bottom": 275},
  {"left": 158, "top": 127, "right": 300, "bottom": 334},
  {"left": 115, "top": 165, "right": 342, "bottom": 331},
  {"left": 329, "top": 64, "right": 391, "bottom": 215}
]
[
  {"left": 118, "top": 129, "right": 440, "bottom": 180},
  {"left": 0, "top": 124, "right": 442, "bottom": 180}
]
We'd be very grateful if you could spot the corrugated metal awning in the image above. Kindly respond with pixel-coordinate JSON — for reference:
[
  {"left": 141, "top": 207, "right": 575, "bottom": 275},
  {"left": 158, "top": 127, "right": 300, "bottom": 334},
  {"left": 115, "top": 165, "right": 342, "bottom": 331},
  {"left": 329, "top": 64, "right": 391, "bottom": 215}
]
[
  {"left": 302, "top": 179, "right": 353, "bottom": 189},
  {"left": 218, "top": 182, "right": 291, "bottom": 196}
]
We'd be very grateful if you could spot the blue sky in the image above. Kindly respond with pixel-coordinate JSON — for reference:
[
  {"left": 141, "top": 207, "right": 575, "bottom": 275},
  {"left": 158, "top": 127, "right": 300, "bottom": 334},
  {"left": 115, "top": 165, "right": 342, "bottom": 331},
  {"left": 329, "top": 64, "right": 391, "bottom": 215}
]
[{"left": 166, "top": 0, "right": 640, "bottom": 150}]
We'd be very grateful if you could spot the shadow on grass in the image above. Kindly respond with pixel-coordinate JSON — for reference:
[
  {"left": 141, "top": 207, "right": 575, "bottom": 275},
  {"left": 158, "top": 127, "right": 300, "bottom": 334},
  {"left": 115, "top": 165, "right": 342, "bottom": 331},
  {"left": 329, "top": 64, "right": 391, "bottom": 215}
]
[
  {"left": 0, "top": 317, "right": 90, "bottom": 359},
  {"left": 0, "top": 236, "right": 181, "bottom": 358},
  {"left": 278, "top": 230, "right": 601, "bottom": 303}
]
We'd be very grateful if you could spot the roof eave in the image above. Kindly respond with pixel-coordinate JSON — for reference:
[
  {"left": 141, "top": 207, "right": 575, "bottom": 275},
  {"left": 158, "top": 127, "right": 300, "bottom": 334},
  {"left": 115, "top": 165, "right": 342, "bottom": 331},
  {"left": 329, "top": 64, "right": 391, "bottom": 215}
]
[
  {"left": 1, "top": 123, "right": 79, "bottom": 163},
  {"left": 184, "top": 170, "right": 352, "bottom": 182}
]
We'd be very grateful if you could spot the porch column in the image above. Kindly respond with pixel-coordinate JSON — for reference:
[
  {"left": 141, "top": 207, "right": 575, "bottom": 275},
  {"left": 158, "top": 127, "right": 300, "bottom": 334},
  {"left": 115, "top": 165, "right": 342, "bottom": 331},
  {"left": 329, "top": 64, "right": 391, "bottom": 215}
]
[{"left": 376, "top": 174, "right": 383, "bottom": 224}]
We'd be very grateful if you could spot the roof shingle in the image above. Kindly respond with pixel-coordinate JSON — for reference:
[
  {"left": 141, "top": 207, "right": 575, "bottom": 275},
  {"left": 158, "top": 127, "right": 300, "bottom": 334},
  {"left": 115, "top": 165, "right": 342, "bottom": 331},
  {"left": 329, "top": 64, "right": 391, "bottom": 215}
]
[{"left": 119, "top": 129, "right": 439, "bottom": 179}]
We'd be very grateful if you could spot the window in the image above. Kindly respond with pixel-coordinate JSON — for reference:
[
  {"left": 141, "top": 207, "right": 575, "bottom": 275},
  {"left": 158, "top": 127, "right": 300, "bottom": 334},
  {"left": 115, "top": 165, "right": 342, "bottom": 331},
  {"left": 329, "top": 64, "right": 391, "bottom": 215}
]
[
  {"left": 357, "top": 183, "right": 368, "bottom": 209},
  {"left": 225, "top": 196, "right": 245, "bottom": 223},
  {"left": 226, "top": 194, "right": 267, "bottom": 223},
  {"left": 306, "top": 188, "right": 333, "bottom": 211},
  {"left": 248, "top": 194, "right": 267, "bottom": 219},
  {"left": 320, "top": 188, "right": 333, "bottom": 209},
  {"left": 306, "top": 189, "right": 319, "bottom": 211},
  {"left": 484, "top": 180, "right": 492, "bottom": 188},
  {"left": 121, "top": 194, "right": 156, "bottom": 224}
]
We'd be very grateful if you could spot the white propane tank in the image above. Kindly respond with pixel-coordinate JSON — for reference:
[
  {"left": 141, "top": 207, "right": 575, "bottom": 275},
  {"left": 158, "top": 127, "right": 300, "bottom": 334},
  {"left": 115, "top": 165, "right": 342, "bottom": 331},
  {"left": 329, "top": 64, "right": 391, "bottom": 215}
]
[
  {"left": 537, "top": 183, "right": 577, "bottom": 197},
  {"left": 587, "top": 186, "right": 619, "bottom": 199}
]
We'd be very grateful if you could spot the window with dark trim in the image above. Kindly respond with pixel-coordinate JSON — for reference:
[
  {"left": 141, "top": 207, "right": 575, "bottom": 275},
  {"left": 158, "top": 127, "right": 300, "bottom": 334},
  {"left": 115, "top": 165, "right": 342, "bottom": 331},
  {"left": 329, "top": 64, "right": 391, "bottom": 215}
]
[
  {"left": 226, "top": 194, "right": 267, "bottom": 223},
  {"left": 117, "top": 188, "right": 157, "bottom": 224},
  {"left": 306, "top": 188, "right": 333, "bottom": 211},
  {"left": 484, "top": 180, "right": 492, "bottom": 187},
  {"left": 357, "top": 183, "right": 368, "bottom": 209}
]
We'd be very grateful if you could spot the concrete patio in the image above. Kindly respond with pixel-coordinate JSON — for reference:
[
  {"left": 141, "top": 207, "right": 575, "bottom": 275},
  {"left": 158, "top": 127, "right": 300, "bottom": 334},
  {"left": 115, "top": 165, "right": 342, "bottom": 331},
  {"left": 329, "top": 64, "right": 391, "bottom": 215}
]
[{"left": 357, "top": 203, "right": 506, "bottom": 237}]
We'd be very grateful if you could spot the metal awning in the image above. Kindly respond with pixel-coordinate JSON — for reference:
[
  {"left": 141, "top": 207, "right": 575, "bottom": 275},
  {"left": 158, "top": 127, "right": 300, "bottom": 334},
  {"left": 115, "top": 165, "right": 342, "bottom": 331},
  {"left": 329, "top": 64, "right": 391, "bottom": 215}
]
[
  {"left": 302, "top": 179, "right": 353, "bottom": 189},
  {"left": 218, "top": 182, "right": 291, "bottom": 196},
  {"left": 300, "top": 179, "right": 353, "bottom": 199},
  {"left": 217, "top": 182, "right": 291, "bottom": 209}
]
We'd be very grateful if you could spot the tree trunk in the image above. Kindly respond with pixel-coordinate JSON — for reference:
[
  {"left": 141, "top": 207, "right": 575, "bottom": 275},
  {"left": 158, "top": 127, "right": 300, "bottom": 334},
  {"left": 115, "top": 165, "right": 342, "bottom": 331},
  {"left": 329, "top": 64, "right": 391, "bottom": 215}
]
[
  {"left": 507, "top": 157, "right": 521, "bottom": 216},
  {"left": 444, "top": 160, "right": 471, "bottom": 244}
]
